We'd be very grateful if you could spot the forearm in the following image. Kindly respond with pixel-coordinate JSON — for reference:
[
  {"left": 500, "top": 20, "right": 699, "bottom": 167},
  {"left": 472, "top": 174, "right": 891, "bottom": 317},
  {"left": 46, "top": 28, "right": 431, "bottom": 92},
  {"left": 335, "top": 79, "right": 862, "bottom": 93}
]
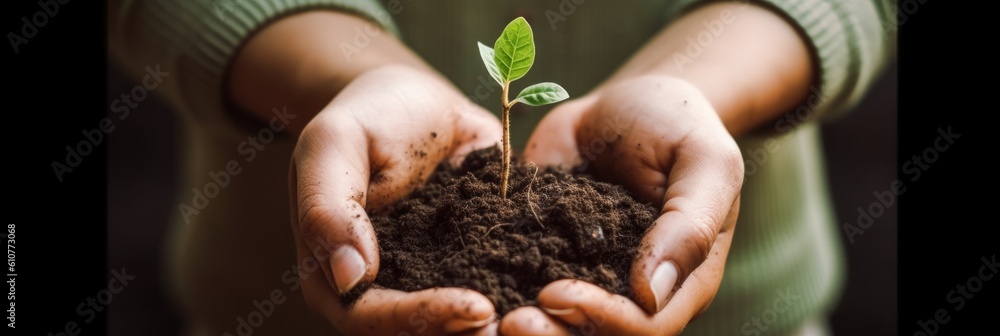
[
  {"left": 602, "top": 2, "right": 814, "bottom": 137},
  {"left": 228, "top": 11, "right": 429, "bottom": 135}
]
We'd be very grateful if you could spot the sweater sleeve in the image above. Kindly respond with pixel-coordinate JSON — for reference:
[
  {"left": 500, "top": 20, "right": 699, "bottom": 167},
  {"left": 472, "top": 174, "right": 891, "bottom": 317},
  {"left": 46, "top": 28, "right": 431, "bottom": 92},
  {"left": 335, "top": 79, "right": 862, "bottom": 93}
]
[
  {"left": 660, "top": 0, "right": 895, "bottom": 122},
  {"left": 756, "top": 0, "right": 895, "bottom": 120},
  {"left": 108, "top": 0, "right": 398, "bottom": 133}
]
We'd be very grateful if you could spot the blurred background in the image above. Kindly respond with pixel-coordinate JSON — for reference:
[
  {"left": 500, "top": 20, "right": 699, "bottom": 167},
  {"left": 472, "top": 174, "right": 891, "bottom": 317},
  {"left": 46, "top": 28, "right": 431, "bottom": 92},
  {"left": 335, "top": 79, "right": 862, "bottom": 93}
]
[{"left": 107, "top": 59, "right": 897, "bottom": 336}]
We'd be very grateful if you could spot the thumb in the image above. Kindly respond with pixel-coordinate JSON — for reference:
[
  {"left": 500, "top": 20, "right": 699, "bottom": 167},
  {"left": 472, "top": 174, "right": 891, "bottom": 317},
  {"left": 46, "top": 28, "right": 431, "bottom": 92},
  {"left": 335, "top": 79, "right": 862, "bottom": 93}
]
[
  {"left": 290, "top": 114, "right": 380, "bottom": 295},
  {"left": 523, "top": 96, "right": 595, "bottom": 167},
  {"left": 629, "top": 134, "right": 743, "bottom": 314},
  {"left": 446, "top": 100, "right": 503, "bottom": 167}
]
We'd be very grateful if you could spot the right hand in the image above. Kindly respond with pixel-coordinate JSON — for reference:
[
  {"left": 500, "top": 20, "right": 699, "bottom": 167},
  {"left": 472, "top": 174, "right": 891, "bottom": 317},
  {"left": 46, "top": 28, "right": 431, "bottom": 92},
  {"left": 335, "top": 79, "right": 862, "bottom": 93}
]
[{"left": 288, "top": 65, "right": 503, "bottom": 335}]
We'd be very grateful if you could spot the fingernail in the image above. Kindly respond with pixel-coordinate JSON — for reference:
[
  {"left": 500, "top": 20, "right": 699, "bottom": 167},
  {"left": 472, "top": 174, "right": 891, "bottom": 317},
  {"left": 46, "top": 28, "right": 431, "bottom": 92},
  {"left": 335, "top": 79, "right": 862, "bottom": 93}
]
[
  {"left": 443, "top": 313, "right": 496, "bottom": 333},
  {"left": 541, "top": 306, "right": 577, "bottom": 316},
  {"left": 542, "top": 305, "right": 588, "bottom": 326},
  {"left": 332, "top": 245, "right": 365, "bottom": 294},
  {"left": 650, "top": 261, "right": 678, "bottom": 312}
]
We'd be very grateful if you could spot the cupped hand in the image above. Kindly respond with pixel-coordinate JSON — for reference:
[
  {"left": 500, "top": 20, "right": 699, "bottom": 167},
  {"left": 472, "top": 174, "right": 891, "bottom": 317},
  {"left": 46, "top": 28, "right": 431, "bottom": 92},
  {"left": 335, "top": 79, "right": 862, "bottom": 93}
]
[
  {"left": 502, "top": 76, "right": 744, "bottom": 335},
  {"left": 288, "top": 65, "right": 503, "bottom": 335}
]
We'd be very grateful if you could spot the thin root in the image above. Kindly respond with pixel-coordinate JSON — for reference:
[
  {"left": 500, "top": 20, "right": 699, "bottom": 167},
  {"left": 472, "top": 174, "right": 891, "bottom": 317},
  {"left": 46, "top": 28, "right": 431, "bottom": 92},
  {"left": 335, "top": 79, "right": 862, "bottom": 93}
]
[
  {"left": 481, "top": 223, "right": 515, "bottom": 239},
  {"left": 525, "top": 164, "right": 545, "bottom": 228}
]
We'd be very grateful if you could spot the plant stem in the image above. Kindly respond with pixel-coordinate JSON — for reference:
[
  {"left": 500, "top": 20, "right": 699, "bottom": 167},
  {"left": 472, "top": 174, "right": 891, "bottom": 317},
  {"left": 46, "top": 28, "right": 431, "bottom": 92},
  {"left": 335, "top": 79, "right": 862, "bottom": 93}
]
[{"left": 500, "top": 82, "right": 512, "bottom": 199}]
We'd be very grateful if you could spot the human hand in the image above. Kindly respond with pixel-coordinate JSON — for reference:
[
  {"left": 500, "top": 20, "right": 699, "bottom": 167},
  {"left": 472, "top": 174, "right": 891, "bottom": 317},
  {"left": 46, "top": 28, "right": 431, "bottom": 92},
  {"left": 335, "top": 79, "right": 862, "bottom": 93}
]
[
  {"left": 288, "top": 65, "right": 503, "bottom": 335},
  {"left": 500, "top": 76, "right": 743, "bottom": 335}
]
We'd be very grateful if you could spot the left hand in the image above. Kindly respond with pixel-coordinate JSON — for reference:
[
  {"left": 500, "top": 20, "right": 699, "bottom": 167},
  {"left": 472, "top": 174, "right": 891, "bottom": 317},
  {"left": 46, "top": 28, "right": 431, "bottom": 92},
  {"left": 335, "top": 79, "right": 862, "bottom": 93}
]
[{"left": 500, "top": 75, "right": 744, "bottom": 335}]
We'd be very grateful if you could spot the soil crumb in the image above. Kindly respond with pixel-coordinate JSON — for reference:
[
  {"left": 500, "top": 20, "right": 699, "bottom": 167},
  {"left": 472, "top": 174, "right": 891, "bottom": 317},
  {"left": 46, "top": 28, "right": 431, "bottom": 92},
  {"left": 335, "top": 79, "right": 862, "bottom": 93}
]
[{"left": 352, "top": 147, "right": 658, "bottom": 315}]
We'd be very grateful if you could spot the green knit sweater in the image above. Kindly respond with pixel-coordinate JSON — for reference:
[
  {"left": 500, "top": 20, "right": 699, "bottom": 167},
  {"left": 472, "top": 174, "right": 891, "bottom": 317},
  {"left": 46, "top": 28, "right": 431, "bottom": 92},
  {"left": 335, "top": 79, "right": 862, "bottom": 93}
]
[{"left": 109, "top": 0, "right": 893, "bottom": 335}]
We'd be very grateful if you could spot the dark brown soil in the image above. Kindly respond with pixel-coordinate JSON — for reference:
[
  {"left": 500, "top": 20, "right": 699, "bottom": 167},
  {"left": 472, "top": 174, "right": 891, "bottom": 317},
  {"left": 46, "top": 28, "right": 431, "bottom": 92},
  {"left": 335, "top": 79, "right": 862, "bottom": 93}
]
[{"left": 352, "top": 147, "right": 658, "bottom": 315}]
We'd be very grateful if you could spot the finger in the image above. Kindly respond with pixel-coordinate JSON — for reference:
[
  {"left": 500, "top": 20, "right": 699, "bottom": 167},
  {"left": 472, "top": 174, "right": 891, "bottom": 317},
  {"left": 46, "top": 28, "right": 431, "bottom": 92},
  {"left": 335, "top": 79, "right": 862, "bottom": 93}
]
[
  {"left": 290, "top": 228, "right": 497, "bottom": 335},
  {"left": 291, "top": 114, "right": 379, "bottom": 295},
  {"left": 499, "top": 306, "right": 572, "bottom": 336},
  {"left": 347, "top": 288, "right": 496, "bottom": 335},
  {"left": 537, "top": 228, "right": 736, "bottom": 336},
  {"left": 632, "top": 185, "right": 742, "bottom": 316},
  {"left": 627, "top": 125, "right": 743, "bottom": 314},
  {"left": 523, "top": 96, "right": 596, "bottom": 167},
  {"left": 294, "top": 237, "right": 497, "bottom": 335},
  {"left": 656, "top": 203, "right": 735, "bottom": 323},
  {"left": 449, "top": 100, "right": 504, "bottom": 167},
  {"left": 537, "top": 280, "right": 654, "bottom": 336},
  {"left": 457, "top": 321, "right": 499, "bottom": 336}
]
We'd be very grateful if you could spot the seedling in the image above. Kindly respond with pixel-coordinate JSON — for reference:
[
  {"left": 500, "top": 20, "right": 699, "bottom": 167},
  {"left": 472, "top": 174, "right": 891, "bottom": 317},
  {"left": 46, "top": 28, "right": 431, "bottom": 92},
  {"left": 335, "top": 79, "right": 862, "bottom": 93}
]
[{"left": 478, "top": 17, "right": 569, "bottom": 199}]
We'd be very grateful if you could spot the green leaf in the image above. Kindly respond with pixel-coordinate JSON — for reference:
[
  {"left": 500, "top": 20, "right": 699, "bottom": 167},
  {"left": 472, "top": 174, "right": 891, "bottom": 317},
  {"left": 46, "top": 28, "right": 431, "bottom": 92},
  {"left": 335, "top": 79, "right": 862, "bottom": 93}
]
[
  {"left": 493, "top": 17, "right": 534, "bottom": 83},
  {"left": 514, "top": 82, "right": 569, "bottom": 106},
  {"left": 477, "top": 42, "right": 503, "bottom": 86}
]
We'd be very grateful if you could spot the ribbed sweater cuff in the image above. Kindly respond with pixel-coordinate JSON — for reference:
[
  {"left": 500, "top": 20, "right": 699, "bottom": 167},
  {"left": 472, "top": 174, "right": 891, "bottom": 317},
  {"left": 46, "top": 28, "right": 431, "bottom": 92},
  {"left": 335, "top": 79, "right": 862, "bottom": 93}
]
[
  {"left": 758, "top": 0, "right": 853, "bottom": 121},
  {"left": 664, "top": 0, "right": 889, "bottom": 122}
]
